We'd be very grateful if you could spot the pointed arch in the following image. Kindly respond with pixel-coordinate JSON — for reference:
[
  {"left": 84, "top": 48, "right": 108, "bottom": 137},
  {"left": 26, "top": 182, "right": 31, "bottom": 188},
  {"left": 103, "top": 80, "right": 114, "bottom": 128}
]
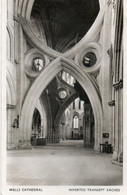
[
  {"left": 19, "top": 0, "right": 105, "bottom": 59},
  {"left": 20, "top": 58, "right": 103, "bottom": 150},
  {"left": 54, "top": 93, "right": 79, "bottom": 129}
]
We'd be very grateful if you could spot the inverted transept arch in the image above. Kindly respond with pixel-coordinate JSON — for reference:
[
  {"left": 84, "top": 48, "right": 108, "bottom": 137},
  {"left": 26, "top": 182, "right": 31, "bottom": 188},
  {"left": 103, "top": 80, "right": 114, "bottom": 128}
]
[
  {"left": 20, "top": 58, "right": 103, "bottom": 150},
  {"left": 19, "top": 0, "right": 105, "bottom": 59}
]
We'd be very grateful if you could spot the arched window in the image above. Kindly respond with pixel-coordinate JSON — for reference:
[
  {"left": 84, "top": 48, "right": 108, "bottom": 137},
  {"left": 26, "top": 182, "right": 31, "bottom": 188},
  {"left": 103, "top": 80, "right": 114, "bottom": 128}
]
[
  {"left": 73, "top": 101, "right": 75, "bottom": 109},
  {"left": 79, "top": 100, "right": 81, "bottom": 109},
  {"left": 73, "top": 115, "right": 79, "bottom": 128},
  {"left": 32, "top": 108, "right": 41, "bottom": 139}
]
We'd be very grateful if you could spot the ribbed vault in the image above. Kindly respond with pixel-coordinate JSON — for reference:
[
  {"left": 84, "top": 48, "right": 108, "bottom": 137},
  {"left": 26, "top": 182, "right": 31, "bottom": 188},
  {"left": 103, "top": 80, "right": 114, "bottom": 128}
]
[{"left": 31, "top": 0, "right": 100, "bottom": 52}]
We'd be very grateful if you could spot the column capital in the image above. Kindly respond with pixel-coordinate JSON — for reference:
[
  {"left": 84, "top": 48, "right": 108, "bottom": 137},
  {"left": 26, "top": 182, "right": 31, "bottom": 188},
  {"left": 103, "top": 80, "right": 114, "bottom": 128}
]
[
  {"left": 108, "top": 100, "right": 115, "bottom": 107},
  {"left": 7, "top": 104, "right": 16, "bottom": 109},
  {"left": 107, "top": 44, "right": 113, "bottom": 58},
  {"left": 119, "top": 79, "right": 123, "bottom": 89},
  {"left": 13, "top": 16, "right": 20, "bottom": 23},
  {"left": 107, "top": 0, "right": 112, "bottom": 6},
  {"left": 107, "top": 0, "right": 116, "bottom": 8},
  {"left": 113, "top": 79, "right": 123, "bottom": 90},
  {"left": 112, "top": 0, "right": 117, "bottom": 9}
]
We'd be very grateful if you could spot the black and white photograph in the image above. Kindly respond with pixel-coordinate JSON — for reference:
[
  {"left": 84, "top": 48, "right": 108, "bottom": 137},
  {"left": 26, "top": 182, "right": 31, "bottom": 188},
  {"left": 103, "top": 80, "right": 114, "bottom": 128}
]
[{"left": 1, "top": 0, "right": 127, "bottom": 194}]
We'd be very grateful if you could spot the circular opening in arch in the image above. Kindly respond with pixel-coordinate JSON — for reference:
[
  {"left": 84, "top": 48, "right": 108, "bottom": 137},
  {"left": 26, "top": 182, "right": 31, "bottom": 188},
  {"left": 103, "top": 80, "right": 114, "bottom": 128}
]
[
  {"left": 58, "top": 89, "right": 67, "bottom": 99},
  {"left": 32, "top": 58, "right": 44, "bottom": 72},
  {"left": 83, "top": 52, "right": 97, "bottom": 67}
]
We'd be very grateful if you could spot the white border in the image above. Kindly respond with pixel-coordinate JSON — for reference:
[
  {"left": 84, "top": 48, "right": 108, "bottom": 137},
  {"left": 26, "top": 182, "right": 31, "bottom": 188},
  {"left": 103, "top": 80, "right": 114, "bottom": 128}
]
[{"left": 1, "top": 0, "right": 127, "bottom": 195}]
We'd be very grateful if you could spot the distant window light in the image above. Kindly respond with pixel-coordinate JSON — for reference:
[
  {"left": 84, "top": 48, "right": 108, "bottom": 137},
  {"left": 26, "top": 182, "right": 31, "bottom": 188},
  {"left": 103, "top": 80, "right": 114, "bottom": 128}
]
[
  {"left": 83, "top": 52, "right": 97, "bottom": 67},
  {"left": 73, "top": 115, "right": 79, "bottom": 128},
  {"left": 79, "top": 100, "right": 81, "bottom": 109},
  {"left": 73, "top": 101, "right": 75, "bottom": 109},
  {"left": 32, "top": 58, "right": 44, "bottom": 72}
]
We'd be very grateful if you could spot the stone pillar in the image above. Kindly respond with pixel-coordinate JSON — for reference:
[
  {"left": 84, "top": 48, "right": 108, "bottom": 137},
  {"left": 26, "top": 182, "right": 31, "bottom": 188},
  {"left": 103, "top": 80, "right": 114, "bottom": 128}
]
[
  {"left": 59, "top": 124, "right": 63, "bottom": 141},
  {"left": 112, "top": 80, "right": 123, "bottom": 163},
  {"left": 113, "top": 90, "right": 119, "bottom": 161},
  {"left": 99, "top": 1, "right": 113, "bottom": 146},
  {"left": 13, "top": 16, "right": 32, "bottom": 149},
  {"left": 84, "top": 104, "right": 91, "bottom": 146},
  {"left": 108, "top": 100, "right": 115, "bottom": 148},
  {"left": 7, "top": 104, "right": 18, "bottom": 149},
  {"left": 61, "top": 123, "right": 65, "bottom": 140},
  {"left": 118, "top": 87, "right": 123, "bottom": 163},
  {"left": 52, "top": 130, "right": 59, "bottom": 143},
  {"left": 66, "top": 124, "right": 69, "bottom": 140}
]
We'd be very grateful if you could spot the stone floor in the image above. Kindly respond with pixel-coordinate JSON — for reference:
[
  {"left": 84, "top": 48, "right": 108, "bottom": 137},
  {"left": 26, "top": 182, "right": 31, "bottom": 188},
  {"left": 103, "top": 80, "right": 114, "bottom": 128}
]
[{"left": 7, "top": 140, "right": 123, "bottom": 186}]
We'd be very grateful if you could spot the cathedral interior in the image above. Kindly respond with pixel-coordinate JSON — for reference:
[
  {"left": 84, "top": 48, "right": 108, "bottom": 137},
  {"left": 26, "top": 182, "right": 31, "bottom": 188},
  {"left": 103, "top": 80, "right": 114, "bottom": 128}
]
[{"left": 6, "top": 0, "right": 123, "bottom": 185}]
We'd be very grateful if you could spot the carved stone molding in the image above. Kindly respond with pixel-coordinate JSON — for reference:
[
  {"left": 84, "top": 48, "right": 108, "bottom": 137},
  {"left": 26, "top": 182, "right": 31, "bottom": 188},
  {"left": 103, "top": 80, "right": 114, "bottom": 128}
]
[
  {"left": 113, "top": 81, "right": 119, "bottom": 90},
  {"left": 112, "top": 0, "right": 117, "bottom": 9},
  {"left": 108, "top": 100, "right": 115, "bottom": 107},
  {"left": 113, "top": 79, "right": 123, "bottom": 91},
  {"left": 7, "top": 104, "right": 16, "bottom": 110},
  {"left": 107, "top": 45, "right": 113, "bottom": 58},
  {"left": 13, "top": 16, "right": 20, "bottom": 23},
  {"left": 14, "top": 59, "right": 19, "bottom": 65},
  {"left": 107, "top": 0, "right": 112, "bottom": 6},
  {"left": 107, "top": 0, "right": 116, "bottom": 9},
  {"left": 119, "top": 79, "right": 123, "bottom": 89}
]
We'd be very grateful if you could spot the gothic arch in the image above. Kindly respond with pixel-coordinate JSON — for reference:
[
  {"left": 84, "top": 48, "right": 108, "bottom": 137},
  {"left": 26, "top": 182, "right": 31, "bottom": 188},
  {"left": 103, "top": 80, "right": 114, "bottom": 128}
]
[
  {"left": 35, "top": 98, "right": 47, "bottom": 137},
  {"left": 19, "top": 0, "right": 105, "bottom": 59},
  {"left": 20, "top": 58, "right": 103, "bottom": 150},
  {"left": 54, "top": 93, "right": 79, "bottom": 129}
]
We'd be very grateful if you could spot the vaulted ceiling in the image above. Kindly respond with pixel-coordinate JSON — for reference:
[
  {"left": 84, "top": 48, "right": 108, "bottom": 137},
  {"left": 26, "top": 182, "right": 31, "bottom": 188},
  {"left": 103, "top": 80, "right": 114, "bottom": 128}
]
[{"left": 31, "top": 0, "right": 99, "bottom": 52}]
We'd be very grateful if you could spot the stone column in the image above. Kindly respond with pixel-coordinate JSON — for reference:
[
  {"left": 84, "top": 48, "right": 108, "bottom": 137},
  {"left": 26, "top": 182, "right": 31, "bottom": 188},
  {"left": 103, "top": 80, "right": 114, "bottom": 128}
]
[
  {"left": 118, "top": 86, "right": 123, "bottom": 162},
  {"left": 13, "top": 16, "right": 32, "bottom": 149},
  {"left": 84, "top": 104, "right": 91, "bottom": 146},
  {"left": 62, "top": 123, "right": 65, "bottom": 140},
  {"left": 66, "top": 124, "right": 69, "bottom": 140},
  {"left": 59, "top": 124, "right": 63, "bottom": 141},
  {"left": 99, "top": 1, "right": 113, "bottom": 146},
  {"left": 7, "top": 104, "right": 17, "bottom": 149},
  {"left": 112, "top": 80, "right": 123, "bottom": 163},
  {"left": 52, "top": 129, "right": 59, "bottom": 143},
  {"left": 113, "top": 89, "right": 119, "bottom": 161},
  {"left": 108, "top": 100, "right": 115, "bottom": 147}
]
